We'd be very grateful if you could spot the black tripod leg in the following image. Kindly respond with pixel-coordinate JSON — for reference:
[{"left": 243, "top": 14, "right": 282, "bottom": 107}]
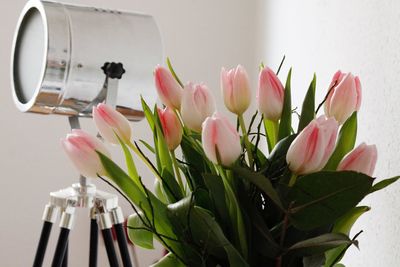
[
  {"left": 89, "top": 219, "right": 98, "bottom": 267},
  {"left": 33, "top": 221, "right": 53, "bottom": 267},
  {"left": 51, "top": 228, "right": 70, "bottom": 267},
  {"left": 101, "top": 228, "right": 120, "bottom": 267},
  {"left": 62, "top": 242, "right": 68, "bottom": 267},
  {"left": 114, "top": 223, "right": 132, "bottom": 267}
]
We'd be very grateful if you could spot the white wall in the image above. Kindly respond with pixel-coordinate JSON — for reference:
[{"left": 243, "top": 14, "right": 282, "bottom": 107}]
[
  {"left": 0, "top": 0, "right": 258, "bottom": 266},
  {"left": 259, "top": 0, "right": 400, "bottom": 266}
]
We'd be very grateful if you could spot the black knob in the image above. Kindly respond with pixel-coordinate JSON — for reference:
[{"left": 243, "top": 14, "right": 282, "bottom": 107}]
[{"left": 101, "top": 62, "right": 126, "bottom": 79}]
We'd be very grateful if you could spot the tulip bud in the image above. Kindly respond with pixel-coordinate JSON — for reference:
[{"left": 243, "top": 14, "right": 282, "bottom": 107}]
[
  {"left": 286, "top": 115, "right": 338, "bottom": 175},
  {"left": 61, "top": 129, "right": 110, "bottom": 178},
  {"left": 337, "top": 143, "right": 377, "bottom": 176},
  {"left": 202, "top": 112, "right": 242, "bottom": 166},
  {"left": 93, "top": 103, "right": 132, "bottom": 144},
  {"left": 154, "top": 65, "right": 183, "bottom": 109},
  {"left": 181, "top": 82, "right": 216, "bottom": 132},
  {"left": 157, "top": 107, "right": 183, "bottom": 151},
  {"left": 324, "top": 70, "right": 362, "bottom": 124},
  {"left": 257, "top": 66, "right": 285, "bottom": 121},
  {"left": 221, "top": 65, "right": 251, "bottom": 115}
]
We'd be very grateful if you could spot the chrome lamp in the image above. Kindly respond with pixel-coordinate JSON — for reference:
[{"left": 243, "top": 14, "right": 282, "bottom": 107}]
[{"left": 11, "top": 0, "right": 162, "bottom": 266}]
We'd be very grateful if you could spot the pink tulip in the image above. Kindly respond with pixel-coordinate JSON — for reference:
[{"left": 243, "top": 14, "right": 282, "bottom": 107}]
[
  {"left": 202, "top": 112, "right": 242, "bottom": 166},
  {"left": 257, "top": 66, "right": 285, "bottom": 121},
  {"left": 286, "top": 116, "right": 338, "bottom": 174},
  {"left": 221, "top": 65, "right": 251, "bottom": 115},
  {"left": 93, "top": 103, "right": 132, "bottom": 144},
  {"left": 181, "top": 82, "right": 216, "bottom": 132},
  {"left": 154, "top": 65, "right": 183, "bottom": 109},
  {"left": 337, "top": 143, "right": 377, "bottom": 176},
  {"left": 324, "top": 70, "right": 362, "bottom": 124},
  {"left": 61, "top": 129, "right": 110, "bottom": 178},
  {"left": 157, "top": 107, "right": 183, "bottom": 151}
]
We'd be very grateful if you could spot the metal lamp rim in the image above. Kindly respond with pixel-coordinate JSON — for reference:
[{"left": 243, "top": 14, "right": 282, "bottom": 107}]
[{"left": 11, "top": 0, "right": 49, "bottom": 112}]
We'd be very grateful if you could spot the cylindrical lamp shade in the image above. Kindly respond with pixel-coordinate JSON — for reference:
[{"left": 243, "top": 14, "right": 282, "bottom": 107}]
[{"left": 11, "top": 0, "right": 162, "bottom": 121}]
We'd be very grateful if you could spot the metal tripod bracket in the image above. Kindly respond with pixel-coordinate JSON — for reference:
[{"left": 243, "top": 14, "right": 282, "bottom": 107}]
[
  {"left": 33, "top": 62, "right": 132, "bottom": 267},
  {"left": 42, "top": 182, "right": 122, "bottom": 230}
]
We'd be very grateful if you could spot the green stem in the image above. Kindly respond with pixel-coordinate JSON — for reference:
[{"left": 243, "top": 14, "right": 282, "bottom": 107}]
[
  {"left": 171, "top": 150, "right": 185, "bottom": 195},
  {"left": 263, "top": 118, "right": 279, "bottom": 153},
  {"left": 238, "top": 114, "right": 254, "bottom": 167},
  {"left": 288, "top": 173, "right": 298, "bottom": 187}
]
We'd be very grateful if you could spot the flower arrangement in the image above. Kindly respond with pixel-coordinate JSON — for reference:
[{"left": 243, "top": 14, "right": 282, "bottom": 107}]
[{"left": 62, "top": 58, "right": 399, "bottom": 267}]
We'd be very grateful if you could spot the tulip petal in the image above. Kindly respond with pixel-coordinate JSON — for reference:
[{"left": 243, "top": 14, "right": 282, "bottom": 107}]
[
  {"left": 202, "top": 113, "right": 241, "bottom": 166},
  {"left": 93, "top": 104, "right": 132, "bottom": 144},
  {"left": 338, "top": 143, "right": 377, "bottom": 176},
  {"left": 257, "top": 67, "right": 284, "bottom": 121},
  {"left": 61, "top": 130, "right": 110, "bottom": 178},
  {"left": 154, "top": 66, "right": 183, "bottom": 109}
]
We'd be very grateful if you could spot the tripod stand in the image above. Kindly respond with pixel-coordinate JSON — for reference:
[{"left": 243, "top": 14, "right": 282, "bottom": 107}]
[{"left": 32, "top": 63, "right": 133, "bottom": 267}]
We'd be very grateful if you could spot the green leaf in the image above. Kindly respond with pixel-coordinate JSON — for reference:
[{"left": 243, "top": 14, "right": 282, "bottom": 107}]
[
  {"left": 264, "top": 118, "right": 278, "bottom": 153},
  {"left": 150, "top": 253, "right": 186, "bottom": 267},
  {"left": 160, "top": 168, "right": 183, "bottom": 203},
  {"left": 190, "top": 207, "right": 249, "bottom": 267},
  {"left": 127, "top": 212, "right": 154, "bottom": 249},
  {"left": 141, "top": 97, "right": 155, "bottom": 131},
  {"left": 139, "top": 139, "right": 155, "bottom": 154},
  {"left": 180, "top": 134, "right": 211, "bottom": 189},
  {"left": 288, "top": 233, "right": 353, "bottom": 256},
  {"left": 369, "top": 176, "right": 400, "bottom": 194},
  {"left": 247, "top": 205, "right": 281, "bottom": 257},
  {"left": 166, "top": 57, "right": 184, "bottom": 88},
  {"left": 266, "top": 134, "right": 296, "bottom": 176},
  {"left": 203, "top": 173, "right": 231, "bottom": 231},
  {"left": 288, "top": 171, "right": 373, "bottom": 230},
  {"left": 334, "top": 264, "right": 345, "bottom": 267},
  {"left": 324, "top": 206, "right": 370, "bottom": 266},
  {"left": 221, "top": 172, "right": 248, "bottom": 258},
  {"left": 98, "top": 152, "right": 194, "bottom": 265},
  {"left": 303, "top": 254, "right": 326, "bottom": 267},
  {"left": 278, "top": 68, "right": 292, "bottom": 141},
  {"left": 298, "top": 74, "right": 316, "bottom": 132},
  {"left": 116, "top": 135, "right": 141, "bottom": 189},
  {"left": 166, "top": 197, "right": 248, "bottom": 266},
  {"left": 154, "top": 179, "right": 168, "bottom": 204},
  {"left": 97, "top": 152, "right": 178, "bottom": 245},
  {"left": 324, "top": 112, "right": 357, "bottom": 170},
  {"left": 232, "top": 166, "right": 284, "bottom": 210},
  {"left": 332, "top": 206, "right": 370, "bottom": 235}
]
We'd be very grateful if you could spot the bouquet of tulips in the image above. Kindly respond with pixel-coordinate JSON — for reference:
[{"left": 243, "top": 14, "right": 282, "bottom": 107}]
[{"left": 62, "top": 58, "right": 399, "bottom": 267}]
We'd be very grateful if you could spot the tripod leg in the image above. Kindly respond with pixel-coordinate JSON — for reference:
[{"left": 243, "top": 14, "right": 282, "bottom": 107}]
[
  {"left": 99, "top": 212, "right": 119, "bottom": 267},
  {"left": 33, "top": 204, "right": 59, "bottom": 267},
  {"left": 114, "top": 223, "right": 132, "bottom": 267},
  {"left": 89, "top": 218, "right": 98, "bottom": 267},
  {"left": 51, "top": 228, "right": 70, "bottom": 267},
  {"left": 62, "top": 243, "right": 68, "bottom": 267},
  {"left": 51, "top": 206, "right": 75, "bottom": 267},
  {"left": 111, "top": 207, "right": 132, "bottom": 267},
  {"left": 102, "top": 228, "right": 119, "bottom": 267},
  {"left": 33, "top": 221, "right": 53, "bottom": 267}
]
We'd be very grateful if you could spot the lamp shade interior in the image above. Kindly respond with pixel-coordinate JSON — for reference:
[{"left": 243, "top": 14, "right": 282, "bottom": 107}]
[{"left": 13, "top": 7, "right": 46, "bottom": 104}]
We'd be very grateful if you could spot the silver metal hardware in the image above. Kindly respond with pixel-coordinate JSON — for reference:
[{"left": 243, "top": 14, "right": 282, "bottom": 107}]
[
  {"left": 99, "top": 212, "right": 113, "bottom": 230},
  {"left": 42, "top": 204, "right": 59, "bottom": 223},
  {"left": 111, "top": 207, "right": 125, "bottom": 225},
  {"left": 59, "top": 205, "right": 76, "bottom": 229}
]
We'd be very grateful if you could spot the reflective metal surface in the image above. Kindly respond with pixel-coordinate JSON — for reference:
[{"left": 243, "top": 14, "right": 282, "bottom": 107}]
[{"left": 11, "top": 0, "right": 162, "bottom": 121}]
